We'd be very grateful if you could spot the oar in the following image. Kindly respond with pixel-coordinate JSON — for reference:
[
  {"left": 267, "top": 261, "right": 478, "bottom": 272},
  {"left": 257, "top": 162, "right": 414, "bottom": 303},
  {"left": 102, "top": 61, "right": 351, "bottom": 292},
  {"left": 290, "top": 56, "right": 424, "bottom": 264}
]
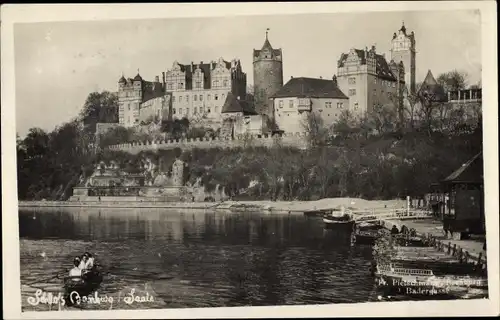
[{"left": 25, "top": 270, "right": 68, "bottom": 286}]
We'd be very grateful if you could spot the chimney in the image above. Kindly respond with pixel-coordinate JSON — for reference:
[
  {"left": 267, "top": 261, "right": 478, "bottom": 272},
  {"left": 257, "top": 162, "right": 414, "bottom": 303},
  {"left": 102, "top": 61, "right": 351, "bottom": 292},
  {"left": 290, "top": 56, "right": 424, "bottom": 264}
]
[
  {"left": 162, "top": 72, "right": 166, "bottom": 84},
  {"left": 200, "top": 61, "right": 203, "bottom": 65},
  {"left": 155, "top": 76, "right": 160, "bottom": 83},
  {"left": 320, "top": 76, "right": 322, "bottom": 79},
  {"left": 332, "top": 75, "right": 337, "bottom": 86}
]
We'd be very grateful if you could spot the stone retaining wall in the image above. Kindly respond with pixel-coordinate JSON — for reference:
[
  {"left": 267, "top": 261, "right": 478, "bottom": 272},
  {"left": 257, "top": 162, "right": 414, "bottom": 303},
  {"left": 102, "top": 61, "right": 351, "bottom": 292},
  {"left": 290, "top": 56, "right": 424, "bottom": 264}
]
[{"left": 107, "top": 133, "right": 309, "bottom": 154}]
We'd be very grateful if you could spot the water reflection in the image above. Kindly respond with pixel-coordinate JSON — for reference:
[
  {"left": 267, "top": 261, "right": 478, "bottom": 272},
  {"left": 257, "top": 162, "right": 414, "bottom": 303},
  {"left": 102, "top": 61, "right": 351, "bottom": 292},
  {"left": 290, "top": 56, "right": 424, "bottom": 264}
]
[{"left": 19, "top": 208, "right": 375, "bottom": 309}]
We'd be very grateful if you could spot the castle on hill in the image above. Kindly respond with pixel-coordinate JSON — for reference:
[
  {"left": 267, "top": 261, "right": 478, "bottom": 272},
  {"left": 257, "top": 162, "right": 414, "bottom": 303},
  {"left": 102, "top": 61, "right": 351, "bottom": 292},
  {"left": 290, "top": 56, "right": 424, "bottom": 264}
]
[{"left": 114, "top": 23, "right": 462, "bottom": 137}]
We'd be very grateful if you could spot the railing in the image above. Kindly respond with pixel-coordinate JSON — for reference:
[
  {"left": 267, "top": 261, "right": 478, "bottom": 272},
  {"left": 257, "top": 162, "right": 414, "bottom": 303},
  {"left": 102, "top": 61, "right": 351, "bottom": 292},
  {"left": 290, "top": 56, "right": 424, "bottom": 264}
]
[{"left": 352, "top": 208, "right": 432, "bottom": 222}]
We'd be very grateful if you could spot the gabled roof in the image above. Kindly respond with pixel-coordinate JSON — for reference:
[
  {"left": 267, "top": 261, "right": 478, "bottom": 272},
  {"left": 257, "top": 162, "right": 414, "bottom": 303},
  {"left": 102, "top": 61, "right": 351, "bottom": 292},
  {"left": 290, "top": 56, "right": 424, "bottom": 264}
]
[
  {"left": 418, "top": 70, "right": 447, "bottom": 102},
  {"left": 271, "top": 77, "right": 348, "bottom": 99},
  {"left": 173, "top": 60, "right": 234, "bottom": 90},
  {"left": 441, "top": 152, "right": 483, "bottom": 185},
  {"left": 338, "top": 49, "right": 399, "bottom": 82},
  {"left": 221, "top": 92, "right": 257, "bottom": 115}
]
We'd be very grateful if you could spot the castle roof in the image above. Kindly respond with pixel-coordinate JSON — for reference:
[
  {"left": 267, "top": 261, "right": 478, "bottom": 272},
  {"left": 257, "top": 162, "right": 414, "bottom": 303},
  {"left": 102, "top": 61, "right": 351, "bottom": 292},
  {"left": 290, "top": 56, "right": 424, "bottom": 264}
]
[
  {"left": 272, "top": 77, "right": 348, "bottom": 99},
  {"left": 418, "top": 70, "right": 447, "bottom": 102},
  {"left": 253, "top": 36, "right": 282, "bottom": 59},
  {"left": 221, "top": 92, "right": 257, "bottom": 115},
  {"left": 119, "top": 75, "right": 126, "bottom": 83},
  {"left": 141, "top": 80, "right": 165, "bottom": 103},
  {"left": 337, "top": 49, "right": 400, "bottom": 82},
  {"left": 133, "top": 73, "right": 143, "bottom": 81}
]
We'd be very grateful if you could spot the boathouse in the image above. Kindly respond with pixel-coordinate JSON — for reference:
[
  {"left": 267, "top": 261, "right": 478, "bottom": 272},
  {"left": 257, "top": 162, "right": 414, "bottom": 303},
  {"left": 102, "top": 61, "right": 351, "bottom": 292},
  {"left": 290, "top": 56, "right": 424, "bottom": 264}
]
[{"left": 434, "top": 152, "right": 484, "bottom": 240}]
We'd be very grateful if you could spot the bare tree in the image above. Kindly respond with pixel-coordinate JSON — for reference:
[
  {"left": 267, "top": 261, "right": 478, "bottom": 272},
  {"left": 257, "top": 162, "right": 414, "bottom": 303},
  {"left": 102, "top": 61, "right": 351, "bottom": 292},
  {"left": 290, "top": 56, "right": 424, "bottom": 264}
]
[
  {"left": 437, "top": 70, "right": 469, "bottom": 92},
  {"left": 301, "top": 112, "right": 328, "bottom": 147},
  {"left": 366, "top": 103, "right": 398, "bottom": 135}
]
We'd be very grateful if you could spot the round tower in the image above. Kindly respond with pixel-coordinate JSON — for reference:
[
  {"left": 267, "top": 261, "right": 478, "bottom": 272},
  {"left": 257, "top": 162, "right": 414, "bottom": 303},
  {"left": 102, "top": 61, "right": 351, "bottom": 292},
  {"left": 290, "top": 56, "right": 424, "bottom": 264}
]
[{"left": 253, "top": 29, "right": 283, "bottom": 119}]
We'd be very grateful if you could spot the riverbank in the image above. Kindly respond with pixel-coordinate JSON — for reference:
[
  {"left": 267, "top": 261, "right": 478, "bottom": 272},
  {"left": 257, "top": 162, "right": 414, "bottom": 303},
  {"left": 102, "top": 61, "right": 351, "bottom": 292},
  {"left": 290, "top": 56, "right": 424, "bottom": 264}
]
[{"left": 18, "top": 197, "right": 407, "bottom": 212}]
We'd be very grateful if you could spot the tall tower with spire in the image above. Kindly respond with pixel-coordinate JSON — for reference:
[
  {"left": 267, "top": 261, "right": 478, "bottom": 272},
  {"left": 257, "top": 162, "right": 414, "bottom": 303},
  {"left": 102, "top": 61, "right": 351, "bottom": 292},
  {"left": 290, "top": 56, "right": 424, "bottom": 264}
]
[
  {"left": 253, "top": 29, "right": 283, "bottom": 119},
  {"left": 390, "top": 22, "right": 416, "bottom": 94}
]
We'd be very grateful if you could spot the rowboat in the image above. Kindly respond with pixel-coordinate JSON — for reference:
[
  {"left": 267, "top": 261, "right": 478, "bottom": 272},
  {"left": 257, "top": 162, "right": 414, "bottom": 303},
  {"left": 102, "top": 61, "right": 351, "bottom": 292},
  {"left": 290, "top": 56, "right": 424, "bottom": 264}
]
[
  {"left": 354, "top": 230, "right": 382, "bottom": 245},
  {"left": 63, "top": 269, "right": 103, "bottom": 306}
]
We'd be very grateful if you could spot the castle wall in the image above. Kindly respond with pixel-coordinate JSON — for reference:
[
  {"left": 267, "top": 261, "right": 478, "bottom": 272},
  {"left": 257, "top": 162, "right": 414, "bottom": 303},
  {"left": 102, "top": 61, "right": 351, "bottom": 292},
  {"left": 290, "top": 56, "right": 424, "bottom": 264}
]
[
  {"left": 139, "top": 95, "right": 170, "bottom": 123},
  {"left": 107, "top": 133, "right": 309, "bottom": 154}
]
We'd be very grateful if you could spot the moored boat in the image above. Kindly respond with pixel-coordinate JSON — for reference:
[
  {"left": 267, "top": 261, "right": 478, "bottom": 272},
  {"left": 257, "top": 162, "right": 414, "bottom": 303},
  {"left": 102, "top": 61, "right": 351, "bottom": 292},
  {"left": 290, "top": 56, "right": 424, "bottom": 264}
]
[
  {"left": 354, "top": 230, "right": 382, "bottom": 245},
  {"left": 323, "top": 212, "right": 355, "bottom": 230}
]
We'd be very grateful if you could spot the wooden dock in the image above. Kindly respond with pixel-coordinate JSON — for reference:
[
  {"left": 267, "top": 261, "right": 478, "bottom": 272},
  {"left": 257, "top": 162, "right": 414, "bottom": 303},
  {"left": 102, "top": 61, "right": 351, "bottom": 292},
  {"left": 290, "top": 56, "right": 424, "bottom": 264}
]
[{"left": 351, "top": 208, "right": 487, "bottom": 270}]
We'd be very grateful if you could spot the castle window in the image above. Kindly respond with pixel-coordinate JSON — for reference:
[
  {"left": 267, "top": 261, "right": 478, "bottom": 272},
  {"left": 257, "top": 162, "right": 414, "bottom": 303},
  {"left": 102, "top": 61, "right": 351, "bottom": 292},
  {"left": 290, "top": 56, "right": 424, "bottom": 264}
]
[
  {"left": 173, "top": 108, "right": 176, "bottom": 114},
  {"left": 213, "top": 80, "right": 219, "bottom": 88},
  {"left": 172, "top": 96, "right": 176, "bottom": 102},
  {"left": 215, "top": 94, "right": 219, "bottom": 100},
  {"left": 289, "top": 100, "right": 294, "bottom": 108},
  {"left": 194, "top": 95, "right": 198, "bottom": 101},
  {"left": 325, "top": 102, "right": 332, "bottom": 108},
  {"left": 208, "top": 94, "right": 211, "bottom": 100},
  {"left": 195, "top": 81, "right": 201, "bottom": 89},
  {"left": 168, "top": 83, "right": 173, "bottom": 90},
  {"left": 179, "top": 108, "right": 183, "bottom": 114},
  {"left": 223, "top": 80, "right": 228, "bottom": 87},
  {"left": 208, "top": 108, "right": 211, "bottom": 113},
  {"left": 374, "top": 78, "right": 377, "bottom": 84},
  {"left": 279, "top": 100, "right": 284, "bottom": 108},
  {"left": 349, "top": 89, "right": 356, "bottom": 96},
  {"left": 179, "top": 96, "right": 182, "bottom": 102},
  {"left": 128, "top": 104, "right": 130, "bottom": 111},
  {"left": 354, "top": 103, "right": 359, "bottom": 110},
  {"left": 186, "top": 95, "right": 189, "bottom": 102},
  {"left": 199, "top": 95, "right": 203, "bottom": 101},
  {"left": 348, "top": 77, "right": 356, "bottom": 85}
]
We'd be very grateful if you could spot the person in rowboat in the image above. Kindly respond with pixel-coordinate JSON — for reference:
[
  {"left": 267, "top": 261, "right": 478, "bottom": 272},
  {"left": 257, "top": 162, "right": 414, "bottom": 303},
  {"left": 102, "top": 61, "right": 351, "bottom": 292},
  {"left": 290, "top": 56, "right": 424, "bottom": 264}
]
[
  {"left": 83, "top": 252, "right": 95, "bottom": 271},
  {"left": 69, "top": 257, "right": 83, "bottom": 278}
]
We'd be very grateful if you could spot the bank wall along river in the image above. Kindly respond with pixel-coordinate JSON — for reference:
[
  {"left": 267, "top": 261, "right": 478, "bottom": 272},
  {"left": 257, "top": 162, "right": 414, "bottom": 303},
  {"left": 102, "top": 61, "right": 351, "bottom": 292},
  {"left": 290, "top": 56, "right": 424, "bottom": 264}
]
[{"left": 19, "top": 207, "right": 378, "bottom": 311}]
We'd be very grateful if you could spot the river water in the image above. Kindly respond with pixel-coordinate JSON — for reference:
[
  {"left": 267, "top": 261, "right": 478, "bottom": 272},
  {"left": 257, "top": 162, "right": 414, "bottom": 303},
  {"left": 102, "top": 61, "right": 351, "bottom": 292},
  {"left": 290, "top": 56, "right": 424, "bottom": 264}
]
[{"left": 19, "top": 208, "right": 380, "bottom": 311}]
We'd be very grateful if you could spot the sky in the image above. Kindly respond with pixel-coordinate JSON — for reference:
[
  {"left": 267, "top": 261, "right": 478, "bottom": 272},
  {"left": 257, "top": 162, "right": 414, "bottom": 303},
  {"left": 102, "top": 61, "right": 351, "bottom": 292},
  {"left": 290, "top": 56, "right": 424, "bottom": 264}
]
[{"left": 14, "top": 9, "right": 482, "bottom": 137}]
